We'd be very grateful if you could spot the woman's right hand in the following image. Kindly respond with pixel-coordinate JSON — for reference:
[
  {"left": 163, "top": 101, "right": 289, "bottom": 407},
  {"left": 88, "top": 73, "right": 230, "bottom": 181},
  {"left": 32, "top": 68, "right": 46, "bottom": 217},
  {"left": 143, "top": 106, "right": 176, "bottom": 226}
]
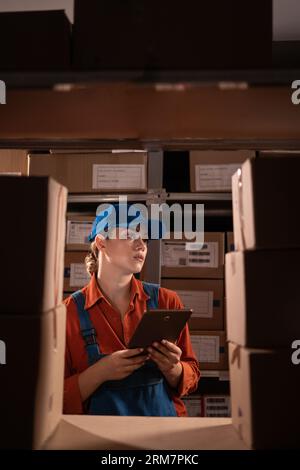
[{"left": 97, "top": 348, "right": 149, "bottom": 381}]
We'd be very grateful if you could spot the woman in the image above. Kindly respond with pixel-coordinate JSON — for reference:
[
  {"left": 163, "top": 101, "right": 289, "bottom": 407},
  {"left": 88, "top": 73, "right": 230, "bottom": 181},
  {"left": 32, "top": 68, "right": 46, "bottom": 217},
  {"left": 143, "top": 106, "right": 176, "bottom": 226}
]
[{"left": 64, "top": 203, "right": 200, "bottom": 416}]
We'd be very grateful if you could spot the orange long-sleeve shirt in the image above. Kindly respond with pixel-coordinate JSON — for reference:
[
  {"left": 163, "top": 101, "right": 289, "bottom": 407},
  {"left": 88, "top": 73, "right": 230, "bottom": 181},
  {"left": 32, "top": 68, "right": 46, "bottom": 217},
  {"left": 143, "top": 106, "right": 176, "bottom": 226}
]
[{"left": 64, "top": 274, "right": 200, "bottom": 416}]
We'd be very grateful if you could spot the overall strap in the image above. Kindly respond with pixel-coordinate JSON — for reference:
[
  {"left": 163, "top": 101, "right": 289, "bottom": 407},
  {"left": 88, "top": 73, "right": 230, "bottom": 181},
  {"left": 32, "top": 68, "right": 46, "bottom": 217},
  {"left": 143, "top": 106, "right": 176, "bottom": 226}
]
[
  {"left": 72, "top": 290, "right": 101, "bottom": 365},
  {"left": 142, "top": 281, "right": 160, "bottom": 310}
]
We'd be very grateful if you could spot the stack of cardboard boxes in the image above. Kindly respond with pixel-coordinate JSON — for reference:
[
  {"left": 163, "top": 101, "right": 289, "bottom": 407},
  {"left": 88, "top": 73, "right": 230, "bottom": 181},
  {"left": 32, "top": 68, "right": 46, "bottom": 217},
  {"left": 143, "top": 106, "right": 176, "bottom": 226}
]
[
  {"left": 0, "top": 176, "right": 67, "bottom": 449},
  {"left": 27, "top": 151, "right": 149, "bottom": 297},
  {"left": 161, "top": 231, "right": 230, "bottom": 417},
  {"left": 226, "top": 156, "right": 300, "bottom": 448}
]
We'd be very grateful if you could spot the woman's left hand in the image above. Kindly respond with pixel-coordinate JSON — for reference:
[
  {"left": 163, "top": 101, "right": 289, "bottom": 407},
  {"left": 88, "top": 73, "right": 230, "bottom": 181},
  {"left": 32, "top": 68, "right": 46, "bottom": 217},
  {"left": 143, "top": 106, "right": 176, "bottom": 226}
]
[{"left": 147, "top": 340, "right": 183, "bottom": 388}]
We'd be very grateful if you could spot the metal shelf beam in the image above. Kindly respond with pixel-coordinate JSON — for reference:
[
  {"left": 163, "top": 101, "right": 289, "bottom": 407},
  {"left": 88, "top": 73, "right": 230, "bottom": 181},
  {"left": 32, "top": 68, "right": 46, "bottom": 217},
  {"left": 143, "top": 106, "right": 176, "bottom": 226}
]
[{"left": 1, "top": 68, "right": 300, "bottom": 88}]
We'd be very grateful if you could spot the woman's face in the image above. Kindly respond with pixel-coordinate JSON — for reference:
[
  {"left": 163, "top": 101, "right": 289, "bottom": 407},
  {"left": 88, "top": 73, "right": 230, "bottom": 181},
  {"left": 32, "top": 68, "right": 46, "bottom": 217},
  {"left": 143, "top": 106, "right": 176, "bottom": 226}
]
[{"left": 98, "top": 228, "right": 148, "bottom": 274}]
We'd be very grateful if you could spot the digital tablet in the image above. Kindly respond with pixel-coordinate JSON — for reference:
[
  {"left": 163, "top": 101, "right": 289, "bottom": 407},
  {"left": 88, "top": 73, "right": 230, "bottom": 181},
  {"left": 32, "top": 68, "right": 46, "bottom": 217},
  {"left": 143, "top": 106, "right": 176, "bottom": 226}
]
[{"left": 128, "top": 309, "right": 193, "bottom": 349}]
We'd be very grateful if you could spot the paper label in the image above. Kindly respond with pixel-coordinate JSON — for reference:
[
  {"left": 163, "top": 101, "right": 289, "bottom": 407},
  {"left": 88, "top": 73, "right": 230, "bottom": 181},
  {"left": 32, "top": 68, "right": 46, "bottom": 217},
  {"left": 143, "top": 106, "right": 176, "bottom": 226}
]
[
  {"left": 200, "top": 371, "right": 230, "bottom": 380},
  {"left": 70, "top": 263, "right": 89, "bottom": 287},
  {"left": 204, "top": 396, "right": 231, "bottom": 417},
  {"left": 92, "top": 164, "right": 145, "bottom": 189},
  {"left": 162, "top": 242, "right": 219, "bottom": 268},
  {"left": 191, "top": 335, "right": 220, "bottom": 363},
  {"left": 182, "top": 397, "right": 202, "bottom": 417},
  {"left": 176, "top": 290, "right": 213, "bottom": 318},
  {"left": 195, "top": 164, "right": 241, "bottom": 191},
  {"left": 67, "top": 221, "right": 93, "bottom": 245}
]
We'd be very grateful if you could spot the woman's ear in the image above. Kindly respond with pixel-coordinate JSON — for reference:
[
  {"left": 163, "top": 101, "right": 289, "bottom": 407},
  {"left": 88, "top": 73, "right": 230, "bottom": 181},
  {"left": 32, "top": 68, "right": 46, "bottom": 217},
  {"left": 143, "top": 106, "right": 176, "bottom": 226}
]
[{"left": 95, "top": 234, "right": 106, "bottom": 251}]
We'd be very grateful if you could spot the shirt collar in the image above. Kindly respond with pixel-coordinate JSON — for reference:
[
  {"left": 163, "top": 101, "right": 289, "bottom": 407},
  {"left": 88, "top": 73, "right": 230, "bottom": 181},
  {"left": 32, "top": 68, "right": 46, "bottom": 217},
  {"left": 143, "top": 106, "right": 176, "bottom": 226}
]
[{"left": 84, "top": 273, "right": 149, "bottom": 310}]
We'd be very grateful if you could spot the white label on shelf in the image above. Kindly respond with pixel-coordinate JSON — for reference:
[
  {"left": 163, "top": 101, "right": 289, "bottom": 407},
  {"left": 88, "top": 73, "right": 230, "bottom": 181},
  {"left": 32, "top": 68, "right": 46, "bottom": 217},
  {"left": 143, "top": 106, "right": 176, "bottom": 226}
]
[
  {"left": 200, "top": 370, "right": 229, "bottom": 380},
  {"left": 162, "top": 241, "right": 219, "bottom": 268},
  {"left": 191, "top": 335, "right": 220, "bottom": 363},
  {"left": 182, "top": 397, "right": 202, "bottom": 417},
  {"left": 195, "top": 164, "right": 242, "bottom": 191},
  {"left": 176, "top": 290, "right": 213, "bottom": 318},
  {"left": 204, "top": 396, "right": 231, "bottom": 417},
  {"left": 67, "top": 221, "right": 93, "bottom": 245},
  {"left": 92, "top": 164, "right": 145, "bottom": 189},
  {"left": 0, "top": 171, "right": 22, "bottom": 175},
  {"left": 70, "top": 263, "right": 89, "bottom": 287}
]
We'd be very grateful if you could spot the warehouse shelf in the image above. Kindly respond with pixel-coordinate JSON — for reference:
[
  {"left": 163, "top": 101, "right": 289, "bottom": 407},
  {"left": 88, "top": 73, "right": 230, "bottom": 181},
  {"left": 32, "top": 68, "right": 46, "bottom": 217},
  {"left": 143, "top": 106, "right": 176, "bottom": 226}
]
[
  {"left": 1, "top": 68, "right": 300, "bottom": 89},
  {"left": 2, "top": 138, "right": 300, "bottom": 152},
  {"left": 67, "top": 191, "right": 232, "bottom": 204},
  {"left": 67, "top": 193, "right": 156, "bottom": 204},
  {"left": 166, "top": 192, "right": 232, "bottom": 201}
]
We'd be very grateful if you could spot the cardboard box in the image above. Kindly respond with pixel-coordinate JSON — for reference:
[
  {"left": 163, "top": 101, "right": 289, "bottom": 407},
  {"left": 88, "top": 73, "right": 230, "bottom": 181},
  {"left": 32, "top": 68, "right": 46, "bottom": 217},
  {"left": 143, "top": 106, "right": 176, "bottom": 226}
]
[
  {"left": 190, "top": 331, "right": 228, "bottom": 370},
  {"left": 0, "top": 176, "right": 67, "bottom": 314},
  {"left": 0, "top": 10, "right": 71, "bottom": 70},
  {"left": 0, "top": 149, "right": 28, "bottom": 175},
  {"left": 73, "top": 1, "right": 272, "bottom": 70},
  {"left": 225, "top": 250, "right": 300, "bottom": 348},
  {"left": 64, "top": 251, "right": 90, "bottom": 292},
  {"left": 190, "top": 150, "right": 255, "bottom": 192},
  {"left": 161, "top": 232, "right": 225, "bottom": 279},
  {"left": 161, "top": 279, "right": 224, "bottom": 330},
  {"left": 226, "top": 232, "right": 235, "bottom": 252},
  {"left": 66, "top": 214, "right": 94, "bottom": 250},
  {"left": 28, "top": 152, "right": 148, "bottom": 193},
  {"left": 182, "top": 395, "right": 203, "bottom": 417},
  {"left": 203, "top": 395, "right": 231, "bottom": 417},
  {"left": 0, "top": 304, "right": 66, "bottom": 449},
  {"left": 229, "top": 342, "right": 300, "bottom": 449},
  {"left": 232, "top": 156, "right": 300, "bottom": 250}
]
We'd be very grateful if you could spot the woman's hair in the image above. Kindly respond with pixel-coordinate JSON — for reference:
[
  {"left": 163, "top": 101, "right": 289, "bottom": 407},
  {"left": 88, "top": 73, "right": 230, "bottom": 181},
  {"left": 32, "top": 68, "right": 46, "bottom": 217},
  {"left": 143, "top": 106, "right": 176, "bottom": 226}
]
[{"left": 85, "top": 241, "right": 99, "bottom": 276}]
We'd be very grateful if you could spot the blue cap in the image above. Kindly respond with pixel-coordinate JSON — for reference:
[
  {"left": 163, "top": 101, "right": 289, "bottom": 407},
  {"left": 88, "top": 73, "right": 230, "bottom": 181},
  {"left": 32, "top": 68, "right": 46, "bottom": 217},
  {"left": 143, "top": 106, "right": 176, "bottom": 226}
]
[{"left": 88, "top": 203, "right": 165, "bottom": 242}]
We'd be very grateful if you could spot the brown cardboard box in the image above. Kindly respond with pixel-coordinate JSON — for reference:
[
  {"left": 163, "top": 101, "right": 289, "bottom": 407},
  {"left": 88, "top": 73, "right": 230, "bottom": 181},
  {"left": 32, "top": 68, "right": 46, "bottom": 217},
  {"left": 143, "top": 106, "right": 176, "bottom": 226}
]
[
  {"left": 229, "top": 342, "right": 300, "bottom": 449},
  {"left": 0, "top": 10, "right": 71, "bottom": 70},
  {"left": 0, "top": 304, "right": 66, "bottom": 449},
  {"left": 203, "top": 395, "right": 231, "bottom": 417},
  {"left": 161, "top": 279, "right": 224, "bottom": 330},
  {"left": 182, "top": 395, "right": 203, "bottom": 417},
  {"left": 225, "top": 250, "right": 300, "bottom": 348},
  {"left": 66, "top": 214, "right": 94, "bottom": 251},
  {"left": 161, "top": 232, "right": 225, "bottom": 279},
  {"left": 190, "top": 330, "right": 228, "bottom": 370},
  {"left": 0, "top": 149, "right": 28, "bottom": 175},
  {"left": 224, "top": 297, "right": 227, "bottom": 335},
  {"left": 64, "top": 251, "right": 90, "bottom": 292},
  {"left": 0, "top": 176, "right": 67, "bottom": 314},
  {"left": 226, "top": 232, "right": 235, "bottom": 252},
  {"left": 232, "top": 156, "right": 300, "bottom": 250},
  {"left": 28, "top": 152, "right": 148, "bottom": 193},
  {"left": 190, "top": 150, "right": 255, "bottom": 192}
]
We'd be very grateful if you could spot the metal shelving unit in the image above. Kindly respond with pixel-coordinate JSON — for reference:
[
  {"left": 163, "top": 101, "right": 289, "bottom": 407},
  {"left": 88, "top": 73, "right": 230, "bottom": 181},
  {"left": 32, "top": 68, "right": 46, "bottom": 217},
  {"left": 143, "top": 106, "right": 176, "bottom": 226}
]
[{"left": 2, "top": 68, "right": 300, "bottom": 89}]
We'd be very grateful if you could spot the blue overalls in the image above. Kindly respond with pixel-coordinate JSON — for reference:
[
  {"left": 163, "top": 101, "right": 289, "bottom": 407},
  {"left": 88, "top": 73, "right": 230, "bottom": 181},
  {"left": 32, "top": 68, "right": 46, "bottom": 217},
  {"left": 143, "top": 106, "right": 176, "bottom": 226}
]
[{"left": 72, "top": 281, "right": 177, "bottom": 416}]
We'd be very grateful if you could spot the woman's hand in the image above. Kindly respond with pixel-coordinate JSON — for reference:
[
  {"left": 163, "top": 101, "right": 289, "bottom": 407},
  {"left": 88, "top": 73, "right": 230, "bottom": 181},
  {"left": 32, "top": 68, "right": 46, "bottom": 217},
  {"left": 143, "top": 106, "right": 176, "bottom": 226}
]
[
  {"left": 99, "top": 348, "right": 149, "bottom": 381},
  {"left": 147, "top": 340, "right": 183, "bottom": 389},
  {"left": 78, "top": 348, "right": 148, "bottom": 402}
]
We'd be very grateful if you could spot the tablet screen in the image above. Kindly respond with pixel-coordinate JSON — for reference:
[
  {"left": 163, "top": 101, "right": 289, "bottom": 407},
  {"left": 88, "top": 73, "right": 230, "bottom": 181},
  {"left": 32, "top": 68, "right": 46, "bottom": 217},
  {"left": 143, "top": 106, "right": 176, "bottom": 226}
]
[{"left": 128, "top": 309, "right": 193, "bottom": 349}]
